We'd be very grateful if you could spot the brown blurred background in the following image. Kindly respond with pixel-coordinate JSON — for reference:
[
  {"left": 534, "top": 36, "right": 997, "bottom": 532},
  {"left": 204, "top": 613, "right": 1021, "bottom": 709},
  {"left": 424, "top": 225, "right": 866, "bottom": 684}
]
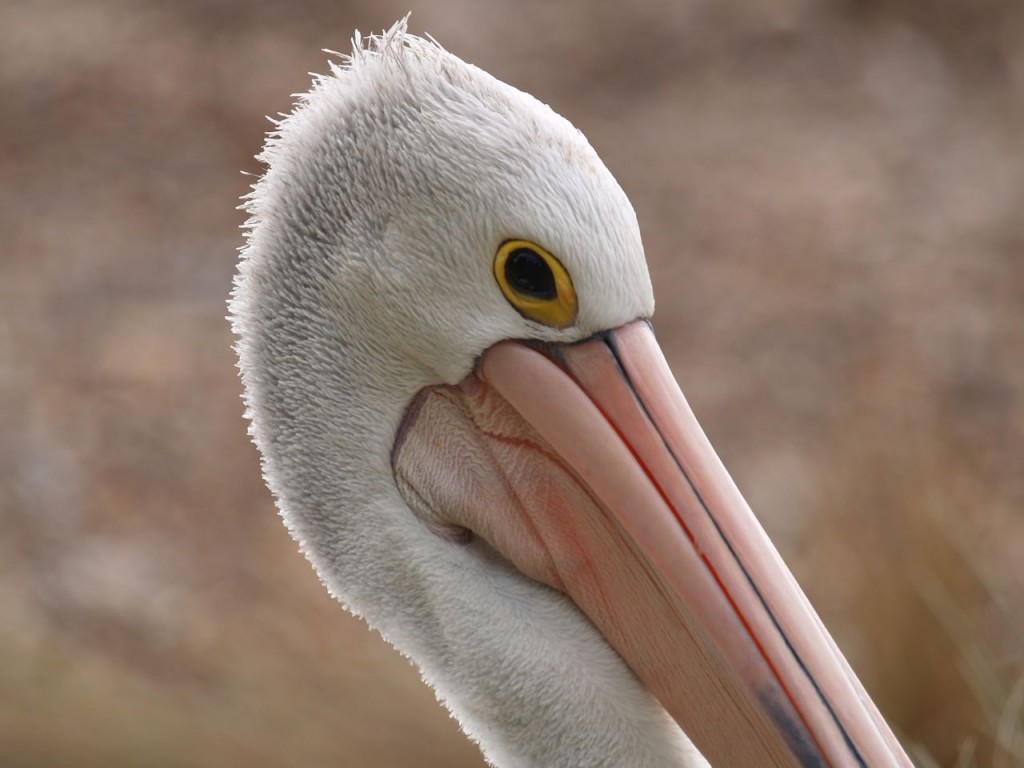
[{"left": 2, "top": 0, "right": 1022, "bottom": 766}]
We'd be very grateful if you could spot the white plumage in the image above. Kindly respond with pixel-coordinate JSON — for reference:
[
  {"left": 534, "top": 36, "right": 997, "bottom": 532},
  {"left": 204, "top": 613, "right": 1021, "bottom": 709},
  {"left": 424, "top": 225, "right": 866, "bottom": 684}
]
[
  {"left": 232, "top": 21, "right": 697, "bottom": 767},
  {"left": 231, "top": 18, "right": 912, "bottom": 768}
]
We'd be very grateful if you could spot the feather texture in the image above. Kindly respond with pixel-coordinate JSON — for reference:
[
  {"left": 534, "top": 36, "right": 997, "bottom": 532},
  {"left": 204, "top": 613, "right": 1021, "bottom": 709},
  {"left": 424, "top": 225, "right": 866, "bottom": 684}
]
[{"left": 230, "top": 18, "right": 706, "bottom": 767}]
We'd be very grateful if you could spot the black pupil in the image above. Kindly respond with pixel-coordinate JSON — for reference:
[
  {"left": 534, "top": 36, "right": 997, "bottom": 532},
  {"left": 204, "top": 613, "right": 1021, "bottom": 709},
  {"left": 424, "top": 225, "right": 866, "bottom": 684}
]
[{"left": 505, "top": 248, "right": 556, "bottom": 300}]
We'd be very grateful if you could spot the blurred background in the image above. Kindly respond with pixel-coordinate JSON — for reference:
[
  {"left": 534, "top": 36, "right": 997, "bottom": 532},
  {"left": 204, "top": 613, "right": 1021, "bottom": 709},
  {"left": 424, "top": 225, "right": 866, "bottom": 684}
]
[{"left": 2, "top": 0, "right": 1022, "bottom": 765}]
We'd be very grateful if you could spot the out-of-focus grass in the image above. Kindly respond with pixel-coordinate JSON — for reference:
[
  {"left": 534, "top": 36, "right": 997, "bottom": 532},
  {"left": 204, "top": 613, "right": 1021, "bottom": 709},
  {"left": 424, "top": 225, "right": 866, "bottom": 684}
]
[
  {"left": 1, "top": 0, "right": 1021, "bottom": 766},
  {"left": 796, "top": 344, "right": 1024, "bottom": 766}
]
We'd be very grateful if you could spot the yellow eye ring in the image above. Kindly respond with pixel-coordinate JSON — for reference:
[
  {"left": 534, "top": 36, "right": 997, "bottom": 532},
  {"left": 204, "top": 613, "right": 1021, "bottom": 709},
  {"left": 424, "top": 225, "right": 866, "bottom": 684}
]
[{"left": 493, "top": 240, "right": 577, "bottom": 329}]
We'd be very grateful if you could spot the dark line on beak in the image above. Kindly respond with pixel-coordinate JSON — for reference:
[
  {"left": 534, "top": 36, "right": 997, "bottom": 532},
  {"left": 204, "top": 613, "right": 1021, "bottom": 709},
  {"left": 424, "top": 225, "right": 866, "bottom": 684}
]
[{"left": 600, "top": 329, "right": 866, "bottom": 768}]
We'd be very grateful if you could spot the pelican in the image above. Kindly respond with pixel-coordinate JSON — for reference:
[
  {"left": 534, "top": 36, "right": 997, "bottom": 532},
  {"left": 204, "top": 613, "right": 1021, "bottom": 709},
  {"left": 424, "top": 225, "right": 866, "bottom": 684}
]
[{"left": 230, "top": 19, "right": 913, "bottom": 768}]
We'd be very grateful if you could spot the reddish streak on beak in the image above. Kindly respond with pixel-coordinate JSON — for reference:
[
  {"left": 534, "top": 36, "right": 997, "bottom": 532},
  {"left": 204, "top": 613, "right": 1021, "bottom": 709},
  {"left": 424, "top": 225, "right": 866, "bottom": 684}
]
[{"left": 475, "top": 321, "right": 911, "bottom": 768}]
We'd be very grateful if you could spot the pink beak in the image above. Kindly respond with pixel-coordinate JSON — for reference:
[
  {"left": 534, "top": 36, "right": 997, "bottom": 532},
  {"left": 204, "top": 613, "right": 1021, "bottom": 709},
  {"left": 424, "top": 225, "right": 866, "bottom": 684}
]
[{"left": 393, "top": 320, "right": 913, "bottom": 767}]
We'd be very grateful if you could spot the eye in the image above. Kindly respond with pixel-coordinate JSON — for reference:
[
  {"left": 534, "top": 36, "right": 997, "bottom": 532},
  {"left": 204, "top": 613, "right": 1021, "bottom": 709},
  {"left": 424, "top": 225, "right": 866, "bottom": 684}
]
[
  {"left": 505, "top": 248, "right": 556, "bottom": 300},
  {"left": 493, "top": 240, "right": 577, "bottom": 329}
]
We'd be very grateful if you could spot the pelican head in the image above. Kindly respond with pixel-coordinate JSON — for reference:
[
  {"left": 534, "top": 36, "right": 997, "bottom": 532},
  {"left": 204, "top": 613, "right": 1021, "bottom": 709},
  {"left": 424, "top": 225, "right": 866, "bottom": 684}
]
[{"left": 231, "top": 19, "right": 912, "bottom": 768}]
